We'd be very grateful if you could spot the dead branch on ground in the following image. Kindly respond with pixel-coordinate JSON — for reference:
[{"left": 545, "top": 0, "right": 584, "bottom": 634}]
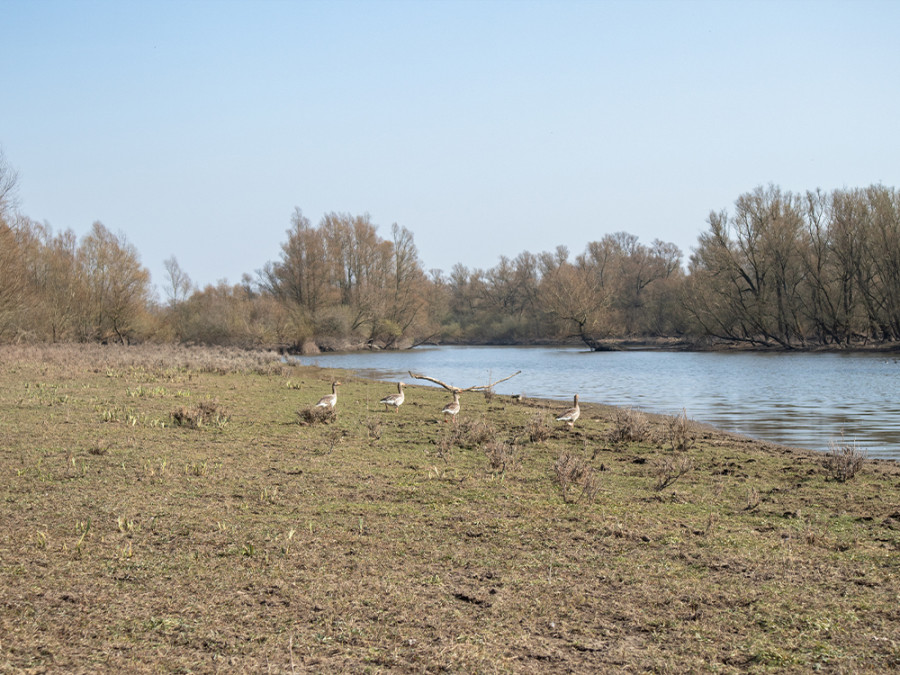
[{"left": 408, "top": 370, "right": 521, "bottom": 393}]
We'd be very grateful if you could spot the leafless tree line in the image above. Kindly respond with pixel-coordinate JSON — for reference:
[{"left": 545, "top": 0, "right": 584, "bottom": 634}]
[
  {"left": 685, "top": 184, "right": 900, "bottom": 347},
  {"left": 0, "top": 216, "right": 150, "bottom": 344},
  {"left": 2, "top": 149, "right": 898, "bottom": 349}
]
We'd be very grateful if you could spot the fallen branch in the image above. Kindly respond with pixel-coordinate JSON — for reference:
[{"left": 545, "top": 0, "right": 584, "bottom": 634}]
[{"left": 408, "top": 370, "right": 521, "bottom": 393}]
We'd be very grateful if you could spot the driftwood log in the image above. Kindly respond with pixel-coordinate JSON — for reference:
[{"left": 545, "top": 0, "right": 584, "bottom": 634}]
[{"left": 407, "top": 370, "right": 521, "bottom": 394}]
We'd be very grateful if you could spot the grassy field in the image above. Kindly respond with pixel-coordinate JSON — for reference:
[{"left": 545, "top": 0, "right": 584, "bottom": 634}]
[{"left": 1, "top": 344, "right": 898, "bottom": 673}]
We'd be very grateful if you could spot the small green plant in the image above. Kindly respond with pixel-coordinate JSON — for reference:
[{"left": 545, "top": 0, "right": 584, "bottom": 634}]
[
  {"left": 128, "top": 385, "right": 168, "bottom": 398},
  {"left": 100, "top": 404, "right": 137, "bottom": 423},
  {"left": 116, "top": 516, "right": 137, "bottom": 533},
  {"left": 823, "top": 435, "right": 867, "bottom": 482},
  {"left": 75, "top": 518, "right": 92, "bottom": 554},
  {"left": 259, "top": 486, "right": 279, "bottom": 504},
  {"left": 185, "top": 460, "right": 209, "bottom": 477},
  {"left": 143, "top": 458, "right": 169, "bottom": 482},
  {"left": 119, "top": 541, "right": 134, "bottom": 559},
  {"left": 282, "top": 528, "right": 296, "bottom": 555}
]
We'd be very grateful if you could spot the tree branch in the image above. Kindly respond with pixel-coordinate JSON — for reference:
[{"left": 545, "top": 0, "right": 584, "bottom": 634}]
[{"left": 408, "top": 370, "right": 521, "bottom": 393}]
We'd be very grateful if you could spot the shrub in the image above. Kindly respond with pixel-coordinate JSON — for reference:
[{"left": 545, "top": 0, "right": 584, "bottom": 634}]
[
  {"left": 457, "top": 417, "right": 496, "bottom": 449},
  {"left": 606, "top": 407, "right": 651, "bottom": 448},
  {"left": 823, "top": 435, "right": 867, "bottom": 482},
  {"left": 527, "top": 412, "right": 551, "bottom": 443},
  {"left": 554, "top": 452, "right": 601, "bottom": 504},
  {"left": 653, "top": 454, "right": 693, "bottom": 491},
  {"left": 484, "top": 439, "right": 520, "bottom": 475},
  {"left": 661, "top": 408, "right": 696, "bottom": 451},
  {"left": 365, "top": 417, "right": 383, "bottom": 441}
]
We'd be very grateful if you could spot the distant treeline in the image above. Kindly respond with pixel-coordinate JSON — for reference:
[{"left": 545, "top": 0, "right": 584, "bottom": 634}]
[{"left": 1, "top": 151, "right": 898, "bottom": 350}]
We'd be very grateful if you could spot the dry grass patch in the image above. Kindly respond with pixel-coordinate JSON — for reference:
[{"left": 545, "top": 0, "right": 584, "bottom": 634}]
[
  {"left": 171, "top": 400, "right": 229, "bottom": 428},
  {"left": 296, "top": 405, "right": 336, "bottom": 425},
  {"left": 1, "top": 345, "right": 899, "bottom": 674}
]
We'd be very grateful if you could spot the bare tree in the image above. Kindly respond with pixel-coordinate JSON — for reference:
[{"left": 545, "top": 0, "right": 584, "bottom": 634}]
[
  {"left": 78, "top": 222, "right": 151, "bottom": 344},
  {"left": 163, "top": 256, "right": 194, "bottom": 309},
  {"left": 0, "top": 147, "right": 19, "bottom": 219},
  {"left": 539, "top": 259, "right": 612, "bottom": 350}
]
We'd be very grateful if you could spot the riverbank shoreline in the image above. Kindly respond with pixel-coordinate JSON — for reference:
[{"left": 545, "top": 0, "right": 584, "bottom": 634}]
[{"left": 301, "top": 333, "right": 900, "bottom": 355}]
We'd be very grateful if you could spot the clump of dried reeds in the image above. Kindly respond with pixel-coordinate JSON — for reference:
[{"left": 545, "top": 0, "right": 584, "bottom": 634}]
[
  {"left": 660, "top": 408, "right": 696, "bottom": 451},
  {"left": 457, "top": 417, "right": 497, "bottom": 449},
  {"left": 297, "top": 406, "right": 336, "bottom": 425},
  {"left": 484, "top": 438, "right": 521, "bottom": 476},
  {"left": 653, "top": 454, "right": 693, "bottom": 491},
  {"left": 365, "top": 417, "right": 383, "bottom": 441},
  {"left": 171, "top": 400, "right": 229, "bottom": 428},
  {"left": 527, "top": 412, "right": 551, "bottom": 443},
  {"left": 823, "top": 435, "right": 867, "bottom": 482},
  {"left": 554, "top": 452, "right": 601, "bottom": 504},
  {"left": 606, "top": 407, "right": 651, "bottom": 448}
]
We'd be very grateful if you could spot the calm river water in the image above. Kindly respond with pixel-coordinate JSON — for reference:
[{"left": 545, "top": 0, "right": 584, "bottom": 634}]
[{"left": 295, "top": 346, "right": 900, "bottom": 460}]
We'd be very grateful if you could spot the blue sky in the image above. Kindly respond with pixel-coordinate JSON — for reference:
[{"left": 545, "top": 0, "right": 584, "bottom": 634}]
[{"left": 2, "top": 0, "right": 898, "bottom": 296}]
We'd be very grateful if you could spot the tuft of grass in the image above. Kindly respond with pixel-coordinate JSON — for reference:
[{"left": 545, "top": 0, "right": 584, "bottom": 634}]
[
  {"left": 171, "top": 400, "right": 229, "bottom": 428},
  {"left": 297, "top": 406, "right": 336, "bottom": 425},
  {"left": 823, "top": 435, "right": 867, "bottom": 482}
]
